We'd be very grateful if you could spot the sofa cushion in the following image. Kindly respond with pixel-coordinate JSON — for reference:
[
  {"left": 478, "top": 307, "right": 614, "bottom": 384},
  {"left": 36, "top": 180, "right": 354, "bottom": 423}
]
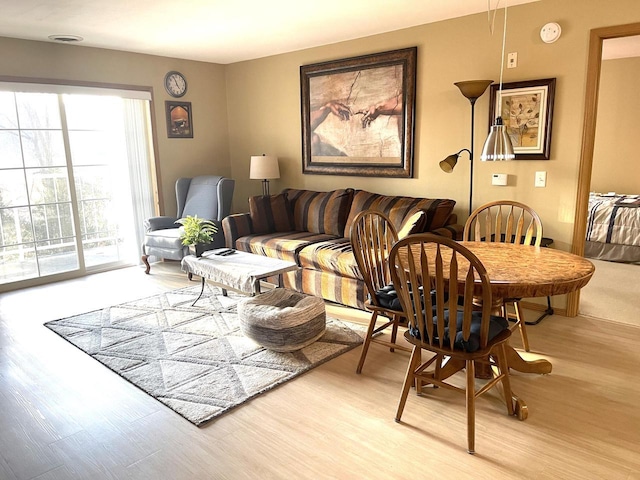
[
  {"left": 236, "top": 231, "right": 339, "bottom": 264},
  {"left": 297, "top": 238, "right": 361, "bottom": 280},
  {"left": 344, "top": 190, "right": 456, "bottom": 237},
  {"left": 248, "top": 193, "right": 295, "bottom": 234},
  {"left": 282, "top": 188, "right": 354, "bottom": 237}
]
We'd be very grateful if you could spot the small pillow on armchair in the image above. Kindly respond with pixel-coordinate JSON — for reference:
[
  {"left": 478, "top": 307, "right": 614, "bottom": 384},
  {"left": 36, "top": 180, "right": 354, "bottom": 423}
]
[{"left": 249, "top": 193, "right": 295, "bottom": 234}]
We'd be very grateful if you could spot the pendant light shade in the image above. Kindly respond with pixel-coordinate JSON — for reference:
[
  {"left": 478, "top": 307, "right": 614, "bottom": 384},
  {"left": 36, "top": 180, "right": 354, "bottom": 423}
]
[
  {"left": 480, "top": 117, "right": 515, "bottom": 161},
  {"left": 481, "top": 0, "right": 515, "bottom": 162}
]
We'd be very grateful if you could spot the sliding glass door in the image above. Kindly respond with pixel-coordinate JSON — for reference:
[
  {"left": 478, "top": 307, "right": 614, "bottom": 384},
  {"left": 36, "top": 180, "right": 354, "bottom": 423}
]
[{"left": 0, "top": 86, "right": 155, "bottom": 287}]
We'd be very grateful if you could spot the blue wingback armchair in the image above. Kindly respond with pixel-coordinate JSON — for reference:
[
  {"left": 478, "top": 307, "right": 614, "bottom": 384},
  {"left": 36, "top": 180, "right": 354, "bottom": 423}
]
[{"left": 142, "top": 175, "right": 235, "bottom": 274}]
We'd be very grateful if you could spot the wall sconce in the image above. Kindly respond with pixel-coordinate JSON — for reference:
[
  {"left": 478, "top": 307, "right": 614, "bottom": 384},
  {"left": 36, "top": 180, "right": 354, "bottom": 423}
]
[{"left": 249, "top": 154, "right": 280, "bottom": 196}]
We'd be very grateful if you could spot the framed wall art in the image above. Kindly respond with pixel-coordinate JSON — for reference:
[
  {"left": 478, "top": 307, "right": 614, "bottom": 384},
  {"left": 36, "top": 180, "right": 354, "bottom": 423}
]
[
  {"left": 166, "top": 101, "right": 193, "bottom": 138},
  {"left": 488, "top": 78, "right": 556, "bottom": 160},
  {"left": 300, "top": 47, "right": 417, "bottom": 177}
]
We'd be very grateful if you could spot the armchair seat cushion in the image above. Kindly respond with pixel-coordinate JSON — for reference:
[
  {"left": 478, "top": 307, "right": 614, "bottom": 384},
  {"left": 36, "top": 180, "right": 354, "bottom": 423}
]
[{"left": 144, "top": 228, "right": 183, "bottom": 249}]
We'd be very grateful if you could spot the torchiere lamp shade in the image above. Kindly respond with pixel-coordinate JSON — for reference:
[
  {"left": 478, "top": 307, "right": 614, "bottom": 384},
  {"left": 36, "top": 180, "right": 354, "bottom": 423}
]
[{"left": 454, "top": 80, "right": 493, "bottom": 102}]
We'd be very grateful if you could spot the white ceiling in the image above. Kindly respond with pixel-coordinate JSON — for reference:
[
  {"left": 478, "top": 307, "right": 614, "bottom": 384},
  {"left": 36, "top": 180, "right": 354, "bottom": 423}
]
[{"left": 0, "top": 0, "right": 539, "bottom": 64}]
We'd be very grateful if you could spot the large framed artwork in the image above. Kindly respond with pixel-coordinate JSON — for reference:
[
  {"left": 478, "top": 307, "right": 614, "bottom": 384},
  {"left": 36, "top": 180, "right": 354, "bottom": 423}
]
[
  {"left": 300, "top": 47, "right": 417, "bottom": 177},
  {"left": 488, "top": 78, "right": 556, "bottom": 160}
]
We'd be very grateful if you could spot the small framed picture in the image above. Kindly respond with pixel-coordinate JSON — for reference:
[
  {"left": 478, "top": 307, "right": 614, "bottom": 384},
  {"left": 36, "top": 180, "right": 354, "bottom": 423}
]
[
  {"left": 166, "top": 101, "right": 193, "bottom": 138},
  {"left": 488, "top": 78, "right": 556, "bottom": 160}
]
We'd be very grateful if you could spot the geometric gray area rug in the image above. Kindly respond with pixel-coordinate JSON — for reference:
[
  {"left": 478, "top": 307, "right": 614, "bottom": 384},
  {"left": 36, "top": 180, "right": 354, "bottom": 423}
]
[{"left": 45, "top": 284, "right": 367, "bottom": 426}]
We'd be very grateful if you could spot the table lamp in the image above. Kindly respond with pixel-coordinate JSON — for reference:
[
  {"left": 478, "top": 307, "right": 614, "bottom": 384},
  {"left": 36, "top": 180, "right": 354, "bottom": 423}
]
[{"left": 250, "top": 154, "right": 280, "bottom": 196}]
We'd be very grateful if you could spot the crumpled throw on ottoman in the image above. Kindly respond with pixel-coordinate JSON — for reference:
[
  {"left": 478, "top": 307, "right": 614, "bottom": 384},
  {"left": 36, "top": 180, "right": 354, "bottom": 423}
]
[{"left": 238, "top": 289, "right": 326, "bottom": 352}]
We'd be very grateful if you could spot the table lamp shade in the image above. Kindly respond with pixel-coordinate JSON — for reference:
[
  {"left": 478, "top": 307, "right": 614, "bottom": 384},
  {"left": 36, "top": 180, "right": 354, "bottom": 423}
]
[{"left": 250, "top": 155, "right": 280, "bottom": 180}]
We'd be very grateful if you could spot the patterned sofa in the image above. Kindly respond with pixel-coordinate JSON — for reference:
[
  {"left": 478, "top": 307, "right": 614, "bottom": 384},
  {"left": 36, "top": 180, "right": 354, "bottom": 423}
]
[{"left": 222, "top": 188, "right": 462, "bottom": 310}]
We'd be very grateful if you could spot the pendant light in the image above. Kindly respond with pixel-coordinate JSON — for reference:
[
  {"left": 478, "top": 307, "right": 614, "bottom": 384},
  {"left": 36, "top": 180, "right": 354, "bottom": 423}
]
[{"left": 481, "top": 0, "right": 515, "bottom": 161}]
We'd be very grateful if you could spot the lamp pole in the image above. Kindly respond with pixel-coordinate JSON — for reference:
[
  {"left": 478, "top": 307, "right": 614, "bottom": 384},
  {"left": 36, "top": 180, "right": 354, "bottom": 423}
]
[
  {"left": 454, "top": 80, "right": 493, "bottom": 216},
  {"left": 468, "top": 97, "right": 476, "bottom": 217}
]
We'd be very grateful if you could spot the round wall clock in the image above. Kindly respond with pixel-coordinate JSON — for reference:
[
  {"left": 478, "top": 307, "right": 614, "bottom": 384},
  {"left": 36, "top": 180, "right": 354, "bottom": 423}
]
[{"left": 164, "top": 71, "right": 187, "bottom": 97}]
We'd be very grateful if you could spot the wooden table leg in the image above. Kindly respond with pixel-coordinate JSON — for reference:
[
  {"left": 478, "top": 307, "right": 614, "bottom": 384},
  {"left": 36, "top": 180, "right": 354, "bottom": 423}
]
[{"left": 505, "top": 344, "right": 552, "bottom": 374}]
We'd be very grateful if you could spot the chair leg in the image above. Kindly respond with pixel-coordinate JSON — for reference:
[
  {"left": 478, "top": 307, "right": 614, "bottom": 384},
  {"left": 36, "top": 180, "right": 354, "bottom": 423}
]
[
  {"left": 513, "top": 301, "right": 530, "bottom": 352},
  {"left": 396, "top": 346, "right": 420, "bottom": 422},
  {"left": 466, "top": 359, "right": 476, "bottom": 455},
  {"left": 495, "top": 345, "right": 515, "bottom": 416},
  {"left": 356, "top": 311, "right": 379, "bottom": 374},
  {"left": 390, "top": 314, "right": 400, "bottom": 353},
  {"left": 142, "top": 255, "right": 151, "bottom": 274}
]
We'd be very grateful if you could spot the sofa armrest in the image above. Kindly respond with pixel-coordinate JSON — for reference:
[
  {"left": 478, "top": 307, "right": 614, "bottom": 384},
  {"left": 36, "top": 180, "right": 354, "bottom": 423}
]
[
  {"left": 222, "top": 213, "right": 253, "bottom": 248},
  {"left": 145, "top": 216, "right": 179, "bottom": 232},
  {"left": 431, "top": 223, "right": 464, "bottom": 241}
]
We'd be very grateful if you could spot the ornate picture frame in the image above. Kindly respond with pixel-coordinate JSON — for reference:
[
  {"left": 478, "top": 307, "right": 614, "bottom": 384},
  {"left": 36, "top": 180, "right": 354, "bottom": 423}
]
[
  {"left": 488, "top": 78, "right": 556, "bottom": 160},
  {"left": 166, "top": 101, "right": 193, "bottom": 138},
  {"left": 300, "top": 47, "right": 417, "bottom": 177}
]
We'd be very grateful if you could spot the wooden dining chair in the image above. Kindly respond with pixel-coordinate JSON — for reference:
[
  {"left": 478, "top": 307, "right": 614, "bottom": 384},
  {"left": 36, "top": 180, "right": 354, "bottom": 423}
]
[
  {"left": 350, "top": 210, "right": 412, "bottom": 374},
  {"left": 463, "top": 200, "right": 543, "bottom": 352},
  {"left": 389, "top": 234, "right": 514, "bottom": 454}
]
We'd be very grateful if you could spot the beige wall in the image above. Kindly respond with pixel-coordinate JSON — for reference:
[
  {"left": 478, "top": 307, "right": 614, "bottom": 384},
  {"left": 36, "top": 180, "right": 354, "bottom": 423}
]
[
  {"left": 2, "top": 0, "right": 640, "bottom": 308},
  {"left": 225, "top": 0, "right": 640, "bottom": 253},
  {"left": 592, "top": 56, "right": 640, "bottom": 194},
  {"left": 0, "top": 36, "right": 231, "bottom": 215}
]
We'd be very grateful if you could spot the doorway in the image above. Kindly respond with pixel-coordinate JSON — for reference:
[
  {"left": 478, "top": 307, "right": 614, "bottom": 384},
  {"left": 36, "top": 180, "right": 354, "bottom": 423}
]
[{"left": 569, "top": 22, "right": 640, "bottom": 317}]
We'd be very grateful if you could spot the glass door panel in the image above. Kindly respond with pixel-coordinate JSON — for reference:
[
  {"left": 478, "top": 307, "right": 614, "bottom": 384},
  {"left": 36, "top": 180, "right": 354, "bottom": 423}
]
[
  {"left": 0, "top": 87, "right": 155, "bottom": 287},
  {"left": 65, "top": 95, "right": 138, "bottom": 268}
]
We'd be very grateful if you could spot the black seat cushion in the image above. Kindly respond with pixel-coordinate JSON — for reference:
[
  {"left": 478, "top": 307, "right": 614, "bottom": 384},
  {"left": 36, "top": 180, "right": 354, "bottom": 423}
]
[
  {"left": 374, "top": 283, "right": 425, "bottom": 311},
  {"left": 408, "top": 309, "right": 509, "bottom": 352}
]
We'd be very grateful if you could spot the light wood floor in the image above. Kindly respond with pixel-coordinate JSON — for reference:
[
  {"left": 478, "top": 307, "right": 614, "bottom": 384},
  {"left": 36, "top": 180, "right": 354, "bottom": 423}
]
[{"left": 1, "top": 262, "right": 639, "bottom": 479}]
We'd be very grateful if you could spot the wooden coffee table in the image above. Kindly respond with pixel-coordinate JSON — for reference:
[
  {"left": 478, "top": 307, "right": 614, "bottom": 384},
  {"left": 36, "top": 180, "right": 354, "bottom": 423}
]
[{"left": 181, "top": 249, "right": 298, "bottom": 305}]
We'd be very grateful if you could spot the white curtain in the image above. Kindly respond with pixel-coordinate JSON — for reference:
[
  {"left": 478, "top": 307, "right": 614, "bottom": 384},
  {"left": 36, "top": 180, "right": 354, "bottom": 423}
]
[{"left": 123, "top": 98, "right": 156, "bottom": 261}]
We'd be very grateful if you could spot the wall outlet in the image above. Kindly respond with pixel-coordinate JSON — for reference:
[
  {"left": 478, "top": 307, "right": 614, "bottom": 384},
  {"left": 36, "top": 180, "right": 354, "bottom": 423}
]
[
  {"left": 508, "top": 52, "right": 518, "bottom": 68},
  {"left": 535, "top": 171, "right": 547, "bottom": 187}
]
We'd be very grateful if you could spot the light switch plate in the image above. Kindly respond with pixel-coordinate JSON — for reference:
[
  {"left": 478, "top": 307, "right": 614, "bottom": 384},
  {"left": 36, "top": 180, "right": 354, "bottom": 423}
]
[{"left": 535, "top": 171, "right": 547, "bottom": 187}]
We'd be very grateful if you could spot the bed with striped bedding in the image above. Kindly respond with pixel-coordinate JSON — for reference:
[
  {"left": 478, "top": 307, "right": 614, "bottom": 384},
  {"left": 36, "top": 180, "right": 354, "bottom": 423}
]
[{"left": 585, "top": 193, "right": 640, "bottom": 263}]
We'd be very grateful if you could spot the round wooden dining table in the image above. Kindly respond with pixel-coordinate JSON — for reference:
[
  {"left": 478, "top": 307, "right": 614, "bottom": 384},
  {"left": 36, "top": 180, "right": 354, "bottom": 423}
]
[
  {"left": 456, "top": 242, "right": 595, "bottom": 372},
  {"left": 407, "top": 241, "right": 595, "bottom": 419},
  {"left": 424, "top": 241, "right": 595, "bottom": 371}
]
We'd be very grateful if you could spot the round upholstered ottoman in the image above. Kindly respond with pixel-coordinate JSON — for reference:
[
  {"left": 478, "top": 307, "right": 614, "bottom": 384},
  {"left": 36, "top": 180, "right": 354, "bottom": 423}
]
[{"left": 237, "top": 289, "right": 326, "bottom": 352}]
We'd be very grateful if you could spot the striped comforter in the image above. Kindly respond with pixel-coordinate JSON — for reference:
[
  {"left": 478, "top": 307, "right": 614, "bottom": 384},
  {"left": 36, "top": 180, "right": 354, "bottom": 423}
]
[{"left": 586, "top": 193, "right": 640, "bottom": 246}]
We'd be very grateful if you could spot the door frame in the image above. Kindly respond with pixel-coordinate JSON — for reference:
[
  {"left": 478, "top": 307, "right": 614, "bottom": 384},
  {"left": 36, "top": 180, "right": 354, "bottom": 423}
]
[{"left": 567, "top": 22, "right": 640, "bottom": 316}]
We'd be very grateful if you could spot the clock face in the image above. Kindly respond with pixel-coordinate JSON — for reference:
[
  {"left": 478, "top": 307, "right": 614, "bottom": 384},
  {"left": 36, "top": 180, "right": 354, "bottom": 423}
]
[{"left": 164, "top": 71, "right": 187, "bottom": 97}]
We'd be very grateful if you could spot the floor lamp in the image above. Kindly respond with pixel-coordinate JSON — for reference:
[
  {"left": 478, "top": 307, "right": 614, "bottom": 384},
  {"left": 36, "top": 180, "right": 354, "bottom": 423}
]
[{"left": 439, "top": 80, "right": 493, "bottom": 216}]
